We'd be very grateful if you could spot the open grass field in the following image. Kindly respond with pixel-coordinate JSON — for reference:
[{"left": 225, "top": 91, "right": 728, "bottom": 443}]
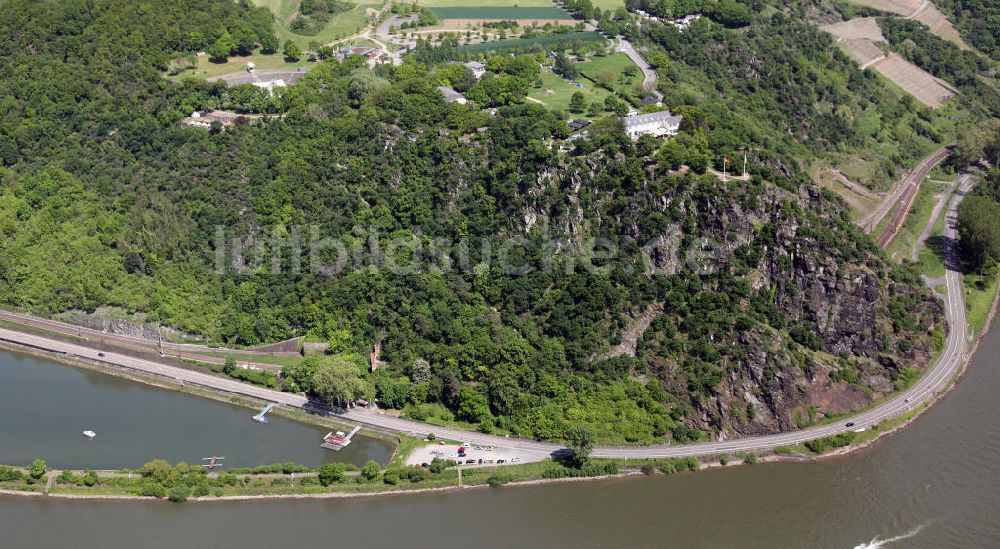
[
  {"left": 884, "top": 176, "right": 948, "bottom": 261},
  {"left": 814, "top": 167, "right": 883, "bottom": 218},
  {"left": 589, "top": 0, "right": 626, "bottom": 9},
  {"left": 576, "top": 52, "right": 643, "bottom": 100},
  {"left": 871, "top": 53, "right": 955, "bottom": 107},
  {"left": 431, "top": 6, "right": 574, "bottom": 20},
  {"left": 251, "top": 0, "right": 381, "bottom": 48},
  {"left": 527, "top": 68, "right": 615, "bottom": 115},
  {"left": 168, "top": 52, "right": 313, "bottom": 80},
  {"left": 454, "top": 31, "right": 605, "bottom": 54}
]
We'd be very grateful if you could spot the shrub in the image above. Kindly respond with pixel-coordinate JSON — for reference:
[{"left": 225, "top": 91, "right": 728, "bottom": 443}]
[
  {"left": 82, "top": 470, "right": 99, "bottom": 487},
  {"left": 487, "top": 473, "right": 514, "bottom": 487},
  {"left": 192, "top": 484, "right": 210, "bottom": 498},
  {"left": 27, "top": 459, "right": 47, "bottom": 480},
  {"left": 56, "top": 470, "right": 76, "bottom": 485},
  {"left": 361, "top": 460, "right": 381, "bottom": 482},
  {"left": 0, "top": 466, "right": 24, "bottom": 482},
  {"left": 168, "top": 484, "right": 191, "bottom": 502},
  {"left": 139, "top": 481, "right": 167, "bottom": 498},
  {"left": 406, "top": 467, "right": 429, "bottom": 483},
  {"left": 640, "top": 463, "right": 656, "bottom": 475},
  {"left": 744, "top": 453, "right": 758, "bottom": 465},
  {"left": 318, "top": 463, "right": 347, "bottom": 486}
]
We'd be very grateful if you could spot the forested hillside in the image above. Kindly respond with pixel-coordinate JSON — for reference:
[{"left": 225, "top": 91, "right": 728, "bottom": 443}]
[
  {"left": 631, "top": 5, "right": 974, "bottom": 191},
  {"left": 0, "top": 0, "right": 943, "bottom": 443}
]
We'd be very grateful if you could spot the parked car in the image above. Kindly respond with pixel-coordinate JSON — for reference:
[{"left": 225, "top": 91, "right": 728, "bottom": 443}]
[
  {"left": 465, "top": 459, "right": 476, "bottom": 464},
  {"left": 496, "top": 459, "right": 505, "bottom": 464},
  {"left": 845, "top": 422, "right": 855, "bottom": 427},
  {"left": 511, "top": 457, "right": 521, "bottom": 463}
]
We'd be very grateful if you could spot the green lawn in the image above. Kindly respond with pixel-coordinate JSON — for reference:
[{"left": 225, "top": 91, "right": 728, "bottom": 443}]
[
  {"left": 885, "top": 176, "right": 946, "bottom": 261},
  {"left": 964, "top": 268, "right": 1000, "bottom": 338},
  {"left": 576, "top": 52, "right": 642, "bottom": 102},
  {"left": 527, "top": 69, "right": 614, "bottom": 115},
  {"left": 917, "top": 192, "right": 949, "bottom": 278},
  {"left": 251, "top": 0, "right": 380, "bottom": 49},
  {"left": 168, "top": 52, "right": 313, "bottom": 80},
  {"left": 589, "top": 0, "right": 625, "bottom": 10}
]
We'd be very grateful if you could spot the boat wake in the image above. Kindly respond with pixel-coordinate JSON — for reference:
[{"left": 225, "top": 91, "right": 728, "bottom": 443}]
[{"left": 853, "top": 523, "right": 928, "bottom": 548}]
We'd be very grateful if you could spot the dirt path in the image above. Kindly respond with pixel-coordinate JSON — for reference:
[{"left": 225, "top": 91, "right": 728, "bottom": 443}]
[{"left": 912, "top": 172, "right": 966, "bottom": 261}]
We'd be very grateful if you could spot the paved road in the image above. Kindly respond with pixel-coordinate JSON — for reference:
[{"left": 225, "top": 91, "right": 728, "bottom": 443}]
[
  {"left": 859, "top": 145, "right": 953, "bottom": 235},
  {"left": 0, "top": 310, "right": 290, "bottom": 371},
  {"left": 0, "top": 186, "right": 973, "bottom": 463},
  {"left": 615, "top": 37, "right": 663, "bottom": 101},
  {"left": 0, "top": 175, "right": 975, "bottom": 461}
]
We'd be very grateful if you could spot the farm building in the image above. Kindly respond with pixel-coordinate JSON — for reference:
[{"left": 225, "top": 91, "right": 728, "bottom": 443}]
[
  {"left": 437, "top": 86, "right": 467, "bottom": 104},
  {"left": 620, "top": 111, "right": 683, "bottom": 139}
]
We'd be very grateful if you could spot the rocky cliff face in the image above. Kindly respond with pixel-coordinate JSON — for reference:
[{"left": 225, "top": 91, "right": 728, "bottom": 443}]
[{"left": 519, "top": 155, "right": 942, "bottom": 438}]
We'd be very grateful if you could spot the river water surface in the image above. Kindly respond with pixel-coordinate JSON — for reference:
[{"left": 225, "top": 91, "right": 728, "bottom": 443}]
[
  {"left": 2, "top": 324, "right": 1000, "bottom": 548},
  {"left": 0, "top": 351, "right": 393, "bottom": 468}
]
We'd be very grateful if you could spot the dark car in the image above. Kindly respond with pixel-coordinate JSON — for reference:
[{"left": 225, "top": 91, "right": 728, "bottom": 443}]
[
  {"left": 496, "top": 459, "right": 505, "bottom": 464},
  {"left": 465, "top": 459, "right": 476, "bottom": 464},
  {"left": 845, "top": 422, "right": 855, "bottom": 427},
  {"left": 97, "top": 352, "right": 105, "bottom": 357}
]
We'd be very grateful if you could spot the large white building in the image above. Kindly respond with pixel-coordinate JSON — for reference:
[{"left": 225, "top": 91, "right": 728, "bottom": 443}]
[{"left": 620, "top": 111, "right": 683, "bottom": 139}]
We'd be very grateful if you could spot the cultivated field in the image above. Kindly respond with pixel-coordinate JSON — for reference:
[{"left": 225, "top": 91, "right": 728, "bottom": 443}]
[
  {"left": 912, "top": 5, "right": 969, "bottom": 49},
  {"left": 820, "top": 17, "right": 884, "bottom": 41},
  {"left": 871, "top": 53, "right": 955, "bottom": 107},
  {"left": 848, "top": 0, "right": 966, "bottom": 48},
  {"left": 431, "top": 6, "right": 574, "bottom": 20},
  {"left": 842, "top": 39, "right": 887, "bottom": 68}
]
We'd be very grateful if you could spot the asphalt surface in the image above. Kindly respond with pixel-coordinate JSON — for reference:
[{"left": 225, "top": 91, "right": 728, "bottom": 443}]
[
  {"left": 0, "top": 180, "right": 974, "bottom": 460},
  {"left": 615, "top": 37, "right": 663, "bottom": 101}
]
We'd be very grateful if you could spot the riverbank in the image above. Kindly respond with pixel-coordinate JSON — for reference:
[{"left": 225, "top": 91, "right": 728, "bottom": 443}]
[{"left": 0, "top": 340, "right": 400, "bottom": 448}]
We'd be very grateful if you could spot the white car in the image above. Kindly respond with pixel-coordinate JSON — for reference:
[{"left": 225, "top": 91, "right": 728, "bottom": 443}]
[{"left": 511, "top": 457, "right": 521, "bottom": 463}]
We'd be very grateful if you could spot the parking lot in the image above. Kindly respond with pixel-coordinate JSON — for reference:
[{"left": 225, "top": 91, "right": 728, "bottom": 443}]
[{"left": 405, "top": 442, "right": 534, "bottom": 468}]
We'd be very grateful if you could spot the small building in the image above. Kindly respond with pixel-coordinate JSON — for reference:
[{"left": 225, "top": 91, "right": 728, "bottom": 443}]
[
  {"left": 464, "top": 61, "right": 487, "bottom": 79},
  {"left": 436, "top": 85, "right": 467, "bottom": 105},
  {"left": 671, "top": 14, "right": 701, "bottom": 31},
  {"left": 620, "top": 111, "right": 683, "bottom": 139},
  {"left": 568, "top": 118, "right": 591, "bottom": 132}
]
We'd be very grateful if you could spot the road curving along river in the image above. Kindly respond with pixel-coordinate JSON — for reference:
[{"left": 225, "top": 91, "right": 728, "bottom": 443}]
[{"left": 2, "top": 323, "right": 1000, "bottom": 548}]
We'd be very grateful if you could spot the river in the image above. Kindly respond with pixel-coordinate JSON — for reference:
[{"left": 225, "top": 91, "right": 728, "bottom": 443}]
[
  {"left": 2, "top": 324, "right": 1000, "bottom": 548},
  {"left": 0, "top": 350, "right": 393, "bottom": 469}
]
